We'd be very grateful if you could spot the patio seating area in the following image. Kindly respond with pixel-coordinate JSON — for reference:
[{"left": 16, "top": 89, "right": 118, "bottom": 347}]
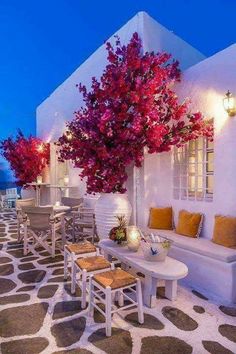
[
  {"left": 1, "top": 6, "right": 236, "bottom": 354},
  {"left": 0, "top": 209, "right": 236, "bottom": 354}
]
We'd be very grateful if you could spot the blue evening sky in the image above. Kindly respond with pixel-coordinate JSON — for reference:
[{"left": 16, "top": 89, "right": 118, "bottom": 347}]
[{"left": 0, "top": 0, "right": 235, "bottom": 181}]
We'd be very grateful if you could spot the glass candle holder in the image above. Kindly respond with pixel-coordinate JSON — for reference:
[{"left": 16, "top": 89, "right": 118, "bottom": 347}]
[
  {"left": 127, "top": 225, "right": 141, "bottom": 252},
  {"left": 37, "top": 175, "right": 43, "bottom": 184},
  {"left": 64, "top": 175, "right": 69, "bottom": 186},
  {"left": 55, "top": 201, "right": 60, "bottom": 207}
]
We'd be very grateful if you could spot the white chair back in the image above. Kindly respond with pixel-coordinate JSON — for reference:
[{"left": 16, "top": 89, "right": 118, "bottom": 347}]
[
  {"left": 22, "top": 206, "right": 54, "bottom": 231},
  {"left": 6, "top": 188, "right": 18, "bottom": 198},
  {"left": 79, "top": 207, "right": 94, "bottom": 221},
  {"left": 0, "top": 194, "right": 6, "bottom": 208},
  {"left": 16, "top": 198, "right": 36, "bottom": 210},
  {"left": 61, "top": 197, "right": 83, "bottom": 209}
]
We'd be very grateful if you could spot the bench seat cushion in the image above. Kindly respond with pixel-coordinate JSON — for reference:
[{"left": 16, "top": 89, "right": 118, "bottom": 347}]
[{"left": 147, "top": 229, "right": 236, "bottom": 263}]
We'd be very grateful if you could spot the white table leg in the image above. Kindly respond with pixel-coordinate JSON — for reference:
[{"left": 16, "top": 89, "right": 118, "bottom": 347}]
[
  {"left": 165, "top": 279, "right": 177, "bottom": 301},
  {"left": 143, "top": 275, "right": 157, "bottom": 308},
  {"left": 61, "top": 215, "right": 66, "bottom": 246},
  {"left": 103, "top": 251, "right": 113, "bottom": 262},
  {"left": 59, "top": 187, "right": 64, "bottom": 201},
  {"left": 36, "top": 186, "right": 40, "bottom": 206}
]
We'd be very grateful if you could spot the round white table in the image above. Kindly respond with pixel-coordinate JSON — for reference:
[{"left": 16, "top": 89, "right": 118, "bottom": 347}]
[
  {"left": 40, "top": 205, "right": 71, "bottom": 216},
  {"left": 53, "top": 205, "right": 71, "bottom": 213}
]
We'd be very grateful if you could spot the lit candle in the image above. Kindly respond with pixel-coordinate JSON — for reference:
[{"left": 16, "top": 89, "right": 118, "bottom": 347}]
[
  {"left": 127, "top": 225, "right": 141, "bottom": 252},
  {"left": 55, "top": 201, "right": 60, "bottom": 207},
  {"left": 64, "top": 175, "right": 69, "bottom": 186},
  {"left": 37, "top": 175, "right": 43, "bottom": 184}
]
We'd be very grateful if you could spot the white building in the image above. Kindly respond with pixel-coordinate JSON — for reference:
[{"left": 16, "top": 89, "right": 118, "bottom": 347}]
[
  {"left": 36, "top": 11, "right": 236, "bottom": 303},
  {"left": 36, "top": 10, "right": 236, "bottom": 238}
]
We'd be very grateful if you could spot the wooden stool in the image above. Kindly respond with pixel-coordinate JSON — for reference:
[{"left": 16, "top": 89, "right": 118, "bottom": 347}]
[
  {"left": 89, "top": 268, "right": 144, "bottom": 336},
  {"left": 64, "top": 241, "right": 98, "bottom": 280},
  {"left": 71, "top": 255, "right": 113, "bottom": 308}
]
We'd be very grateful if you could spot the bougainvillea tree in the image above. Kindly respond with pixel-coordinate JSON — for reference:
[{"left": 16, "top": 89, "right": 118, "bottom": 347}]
[
  {"left": 0, "top": 131, "right": 50, "bottom": 186},
  {"left": 58, "top": 32, "right": 213, "bottom": 194}
]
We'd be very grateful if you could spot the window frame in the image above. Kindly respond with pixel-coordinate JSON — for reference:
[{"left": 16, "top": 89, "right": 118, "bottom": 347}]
[{"left": 173, "top": 137, "right": 214, "bottom": 202}]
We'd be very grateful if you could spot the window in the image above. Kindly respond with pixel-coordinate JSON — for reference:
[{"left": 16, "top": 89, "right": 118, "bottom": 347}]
[{"left": 173, "top": 137, "right": 214, "bottom": 201}]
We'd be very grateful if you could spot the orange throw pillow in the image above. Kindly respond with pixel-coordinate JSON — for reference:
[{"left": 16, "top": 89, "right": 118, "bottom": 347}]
[
  {"left": 149, "top": 207, "right": 173, "bottom": 230},
  {"left": 176, "top": 209, "right": 203, "bottom": 238},
  {"left": 212, "top": 215, "right": 236, "bottom": 248}
]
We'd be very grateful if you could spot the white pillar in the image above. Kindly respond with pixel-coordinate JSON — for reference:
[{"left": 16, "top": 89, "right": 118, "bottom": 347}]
[{"left": 133, "top": 165, "right": 137, "bottom": 226}]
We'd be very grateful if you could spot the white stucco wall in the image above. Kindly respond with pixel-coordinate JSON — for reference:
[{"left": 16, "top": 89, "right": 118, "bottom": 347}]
[{"left": 140, "top": 44, "right": 236, "bottom": 239}]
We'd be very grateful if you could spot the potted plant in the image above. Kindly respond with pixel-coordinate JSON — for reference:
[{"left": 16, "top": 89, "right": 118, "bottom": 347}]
[
  {"left": 57, "top": 33, "right": 213, "bottom": 239},
  {"left": 109, "top": 215, "right": 127, "bottom": 245}
]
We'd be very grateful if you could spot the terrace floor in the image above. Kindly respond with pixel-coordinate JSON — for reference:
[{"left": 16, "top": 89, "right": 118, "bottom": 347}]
[{"left": 0, "top": 210, "right": 235, "bottom": 354}]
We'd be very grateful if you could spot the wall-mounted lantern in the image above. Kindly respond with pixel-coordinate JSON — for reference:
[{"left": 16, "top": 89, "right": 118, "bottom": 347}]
[{"left": 223, "top": 90, "right": 236, "bottom": 117}]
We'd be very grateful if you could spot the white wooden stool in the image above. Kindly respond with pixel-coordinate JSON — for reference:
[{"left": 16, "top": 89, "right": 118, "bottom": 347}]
[
  {"left": 64, "top": 241, "right": 98, "bottom": 280},
  {"left": 71, "top": 255, "right": 113, "bottom": 308},
  {"left": 89, "top": 268, "right": 144, "bottom": 336}
]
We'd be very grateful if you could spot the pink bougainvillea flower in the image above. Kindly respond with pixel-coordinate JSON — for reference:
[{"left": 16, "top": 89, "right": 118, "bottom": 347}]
[
  {"left": 57, "top": 33, "right": 213, "bottom": 194},
  {"left": 0, "top": 131, "right": 50, "bottom": 187}
]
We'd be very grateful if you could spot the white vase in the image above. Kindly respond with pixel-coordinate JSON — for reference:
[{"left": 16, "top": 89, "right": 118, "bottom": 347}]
[{"left": 95, "top": 193, "right": 132, "bottom": 240}]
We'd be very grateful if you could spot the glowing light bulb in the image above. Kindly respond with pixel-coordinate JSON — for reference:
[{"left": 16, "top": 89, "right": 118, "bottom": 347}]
[
  {"left": 37, "top": 143, "right": 44, "bottom": 152},
  {"left": 127, "top": 225, "right": 141, "bottom": 252},
  {"left": 37, "top": 175, "right": 43, "bottom": 184},
  {"left": 65, "top": 130, "right": 73, "bottom": 141}
]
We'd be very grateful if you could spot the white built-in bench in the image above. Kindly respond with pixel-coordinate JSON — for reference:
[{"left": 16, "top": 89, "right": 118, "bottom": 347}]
[{"left": 147, "top": 229, "right": 236, "bottom": 304}]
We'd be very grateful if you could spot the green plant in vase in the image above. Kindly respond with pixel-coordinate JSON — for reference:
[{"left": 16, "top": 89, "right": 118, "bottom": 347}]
[{"left": 109, "top": 215, "right": 127, "bottom": 244}]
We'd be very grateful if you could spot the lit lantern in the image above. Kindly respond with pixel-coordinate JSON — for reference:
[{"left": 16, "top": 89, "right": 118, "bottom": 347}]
[
  {"left": 127, "top": 225, "right": 141, "bottom": 252},
  {"left": 223, "top": 90, "right": 236, "bottom": 116},
  {"left": 64, "top": 175, "right": 69, "bottom": 186},
  {"left": 37, "top": 143, "right": 44, "bottom": 152},
  {"left": 36, "top": 175, "right": 43, "bottom": 184}
]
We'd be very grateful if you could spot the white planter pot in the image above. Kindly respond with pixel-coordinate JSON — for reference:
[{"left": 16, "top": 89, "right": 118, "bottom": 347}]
[
  {"left": 95, "top": 193, "right": 132, "bottom": 240},
  {"left": 83, "top": 194, "right": 100, "bottom": 209}
]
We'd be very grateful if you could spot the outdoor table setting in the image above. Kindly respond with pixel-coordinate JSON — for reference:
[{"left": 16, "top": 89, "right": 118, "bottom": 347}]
[
  {"left": 42, "top": 203, "right": 71, "bottom": 243},
  {"left": 19, "top": 202, "right": 72, "bottom": 257},
  {"left": 99, "top": 226, "right": 188, "bottom": 308}
]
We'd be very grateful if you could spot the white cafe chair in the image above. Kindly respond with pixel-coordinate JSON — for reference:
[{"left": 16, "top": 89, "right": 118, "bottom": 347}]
[
  {"left": 16, "top": 198, "right": 36, "bottom": 242},
  {"left": 22, "top": 206, "right": 65, "bottom": 257}
]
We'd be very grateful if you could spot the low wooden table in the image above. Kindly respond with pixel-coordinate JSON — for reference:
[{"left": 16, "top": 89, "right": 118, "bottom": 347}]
[{"left": 99, "top": 239, "right": 188, "bottom": 308}]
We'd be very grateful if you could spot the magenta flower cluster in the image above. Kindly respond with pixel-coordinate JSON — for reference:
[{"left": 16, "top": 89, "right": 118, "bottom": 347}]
[
  {"left": 58, "top": 33, "right": 213, "bottom": 194},
  {"left": 0, "top": 131, "right": 50, "bottom": 187}
]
